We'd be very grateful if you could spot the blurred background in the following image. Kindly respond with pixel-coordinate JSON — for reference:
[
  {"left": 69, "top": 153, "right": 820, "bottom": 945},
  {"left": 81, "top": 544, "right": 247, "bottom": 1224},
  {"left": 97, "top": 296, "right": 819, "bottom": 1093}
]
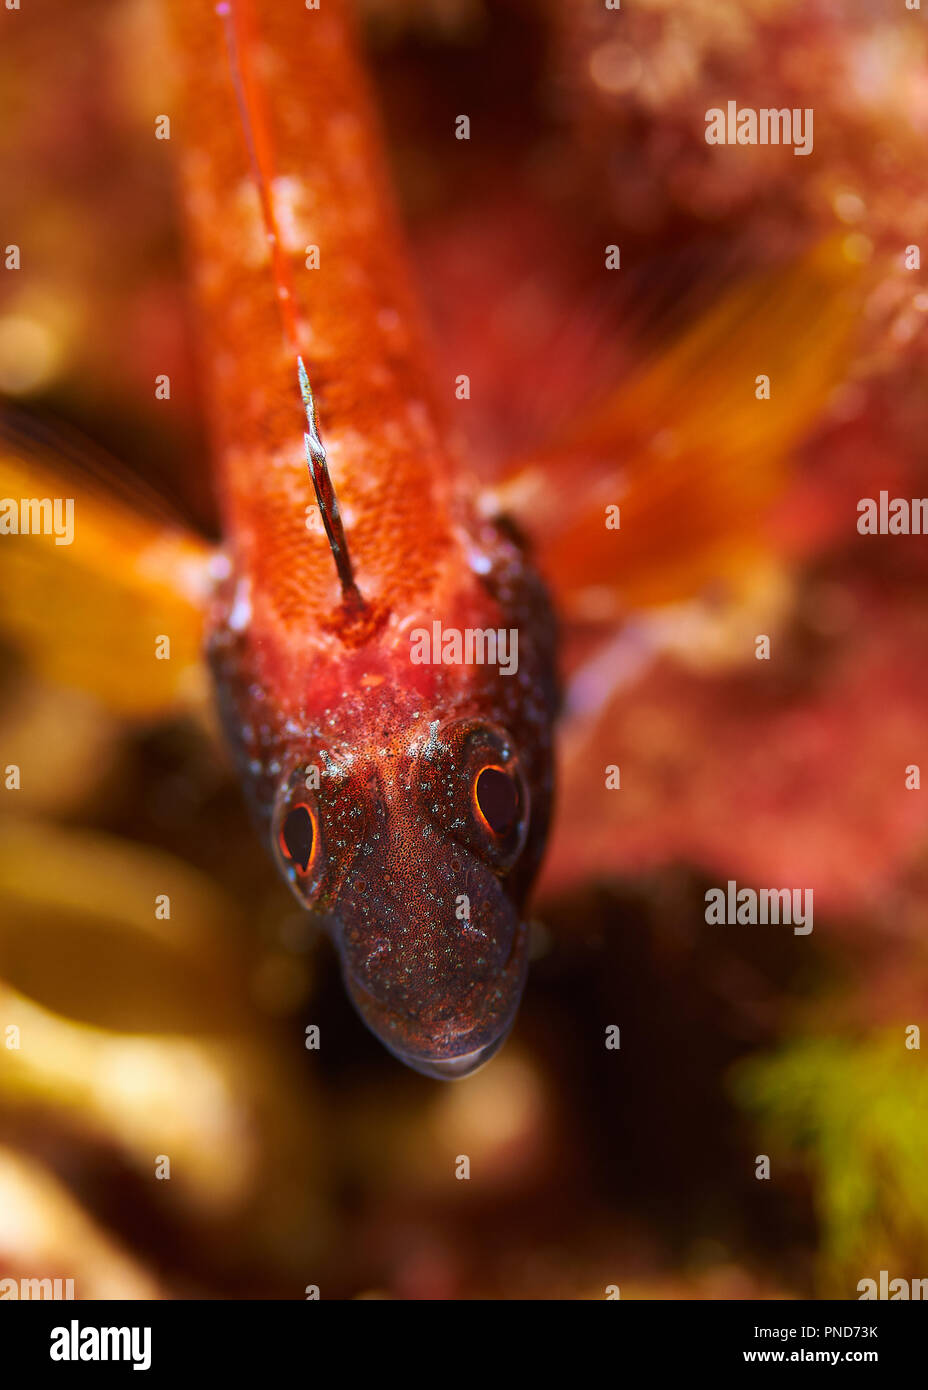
[{"left": 1, "top": 0, "right": 927, "bottom": 1299}]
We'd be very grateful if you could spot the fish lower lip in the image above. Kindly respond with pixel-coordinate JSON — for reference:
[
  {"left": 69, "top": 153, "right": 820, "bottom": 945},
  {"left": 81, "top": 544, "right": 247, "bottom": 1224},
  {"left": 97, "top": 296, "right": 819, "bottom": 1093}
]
[{"left": 396, "top": 1033, "right": 507, "bottom": 1080}]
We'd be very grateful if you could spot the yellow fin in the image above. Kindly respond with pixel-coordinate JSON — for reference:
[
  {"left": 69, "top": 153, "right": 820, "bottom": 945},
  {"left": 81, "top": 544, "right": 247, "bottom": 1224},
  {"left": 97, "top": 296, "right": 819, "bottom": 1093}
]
[
  {"left": 494, "top": 239, "right": 862, "bottom": 620},
  {"left": 0, "top": 415, "right": 213, "bottom": 716}
]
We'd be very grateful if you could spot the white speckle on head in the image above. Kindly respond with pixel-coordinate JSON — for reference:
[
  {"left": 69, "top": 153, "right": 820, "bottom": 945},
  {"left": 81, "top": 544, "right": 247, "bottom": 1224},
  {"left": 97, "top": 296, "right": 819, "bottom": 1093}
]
[
  {"left": 469, "top": 549, "right": 492, "bottom": 576},
  {"left": 228, "top": 578, "right": 252, "bottom": 632}
]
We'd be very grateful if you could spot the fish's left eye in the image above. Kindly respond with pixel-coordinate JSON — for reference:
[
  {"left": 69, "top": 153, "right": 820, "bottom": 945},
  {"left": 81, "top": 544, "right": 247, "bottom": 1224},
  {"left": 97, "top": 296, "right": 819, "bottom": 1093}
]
[
  {"left": 474, "top": 765, "right": 520, "bottom": 837},
  {"left": 278, "top": 802, "right": 318, "bottom": 876}
]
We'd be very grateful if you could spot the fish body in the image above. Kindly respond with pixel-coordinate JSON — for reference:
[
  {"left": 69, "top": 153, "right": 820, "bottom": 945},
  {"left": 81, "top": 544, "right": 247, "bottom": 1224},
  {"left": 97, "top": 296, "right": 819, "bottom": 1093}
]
[{"left": 165, "top": 0, "right": 559, "bottom": 1076}]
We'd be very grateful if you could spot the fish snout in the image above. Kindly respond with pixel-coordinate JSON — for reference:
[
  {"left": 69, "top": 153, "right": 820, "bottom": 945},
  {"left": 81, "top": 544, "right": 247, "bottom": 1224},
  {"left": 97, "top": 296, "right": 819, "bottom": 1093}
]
[{"left": 334, "top": 862, "right": 530, "bottom": 1077}]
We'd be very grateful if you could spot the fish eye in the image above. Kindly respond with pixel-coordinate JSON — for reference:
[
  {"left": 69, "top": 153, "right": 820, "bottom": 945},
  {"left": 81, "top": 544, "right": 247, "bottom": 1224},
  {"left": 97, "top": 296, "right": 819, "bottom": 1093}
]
[
  {"left": 277, "top": 802, "right": 318, "bottom": 876},
  {"left": 474, "top": 765, "right": 520, "bottom": 837},
  {"left": 420, "top": 719, "right": 530, "bottom": 871},
  {"left": 271, "top": 755, "right": 365, "bottom": 907}
]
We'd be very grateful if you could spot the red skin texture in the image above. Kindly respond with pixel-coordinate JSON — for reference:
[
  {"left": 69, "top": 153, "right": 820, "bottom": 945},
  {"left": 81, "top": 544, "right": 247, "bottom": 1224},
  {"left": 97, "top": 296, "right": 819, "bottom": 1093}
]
[{"left": 165, "top": 0, "right": 461, "bottom": 662}]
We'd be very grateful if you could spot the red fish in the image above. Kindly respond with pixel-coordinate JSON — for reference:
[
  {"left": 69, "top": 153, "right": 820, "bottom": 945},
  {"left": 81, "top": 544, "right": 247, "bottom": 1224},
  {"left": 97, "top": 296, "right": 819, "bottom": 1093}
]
[{"left": 162, "top": 0, "right": 558, "bottom": 1077}]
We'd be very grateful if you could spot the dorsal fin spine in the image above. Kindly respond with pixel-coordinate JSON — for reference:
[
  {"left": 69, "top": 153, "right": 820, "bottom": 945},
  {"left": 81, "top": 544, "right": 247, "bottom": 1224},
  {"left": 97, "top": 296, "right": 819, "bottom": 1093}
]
[
  {"left": 298, "top": 356, "right": 362, "bottom": 605},
  {"left": 216, "top": 0, "right": 362, "bottom": 605}
]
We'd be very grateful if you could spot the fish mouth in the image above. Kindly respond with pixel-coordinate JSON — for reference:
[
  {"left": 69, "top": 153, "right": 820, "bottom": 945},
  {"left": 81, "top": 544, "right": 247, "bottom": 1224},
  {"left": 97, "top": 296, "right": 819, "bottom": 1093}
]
[
  {"left": 340, "top": 916, "right": 530, "bottom": 1078},
  {"left": 391, "top": 1031, "right": 509, "bottom": 1080}
]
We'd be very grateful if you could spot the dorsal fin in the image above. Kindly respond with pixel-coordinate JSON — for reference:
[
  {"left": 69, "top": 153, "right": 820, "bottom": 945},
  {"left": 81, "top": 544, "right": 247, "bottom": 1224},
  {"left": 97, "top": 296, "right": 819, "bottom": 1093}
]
[
  {"left": 215, "top": 0, "right": 363, "bottom": 607},
  {"left": 298, "top": 356, "right": 362, "bottom": 607}
]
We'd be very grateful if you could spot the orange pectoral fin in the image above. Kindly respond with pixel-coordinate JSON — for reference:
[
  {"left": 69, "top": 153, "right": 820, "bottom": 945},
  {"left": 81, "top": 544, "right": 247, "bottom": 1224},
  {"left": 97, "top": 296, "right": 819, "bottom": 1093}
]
[
  {"left": 494, "top": 239, "right": 863, "bottom": 624},
  {"left": 0, "top": 416, "right": 213, "bottom": 718}
]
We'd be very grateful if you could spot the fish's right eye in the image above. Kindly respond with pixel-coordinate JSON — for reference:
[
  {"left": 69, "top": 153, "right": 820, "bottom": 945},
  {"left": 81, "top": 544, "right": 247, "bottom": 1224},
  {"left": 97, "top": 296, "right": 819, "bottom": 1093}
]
[
  {"left": 278, "top": 802, "right": 318, "bottom": 876},
  {"left": 419, "top": 719, "right": 530, "bottom": 872},
  {"left": 474, "top": 765, "right": 521, "bottom": 838}
]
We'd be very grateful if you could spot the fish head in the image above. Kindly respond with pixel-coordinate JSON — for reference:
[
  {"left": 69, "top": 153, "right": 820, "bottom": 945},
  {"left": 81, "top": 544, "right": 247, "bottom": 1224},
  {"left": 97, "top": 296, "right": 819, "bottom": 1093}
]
[{"left": 271, "top": 715, "right": 542, "bottom": 1078}]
